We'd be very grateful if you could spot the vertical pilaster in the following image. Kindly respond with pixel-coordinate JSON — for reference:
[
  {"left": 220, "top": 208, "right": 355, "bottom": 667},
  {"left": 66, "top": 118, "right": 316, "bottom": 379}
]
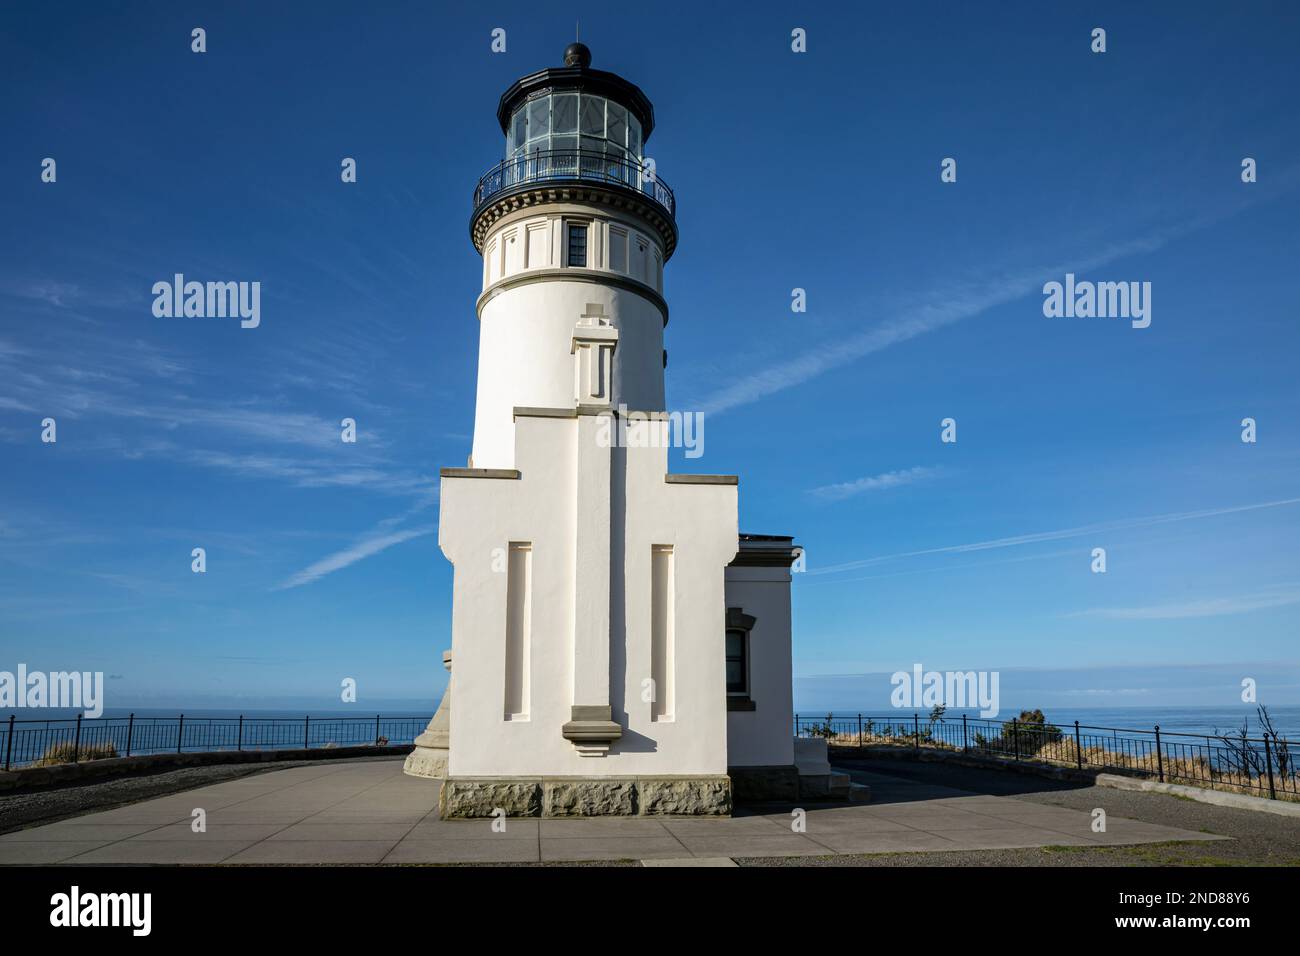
[{"left": 563, "top": 307, "right": 623, "bottom": 754}]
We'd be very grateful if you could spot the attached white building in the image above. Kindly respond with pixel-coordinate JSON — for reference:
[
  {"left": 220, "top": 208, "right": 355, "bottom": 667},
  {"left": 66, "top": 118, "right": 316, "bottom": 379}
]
[{"left": 405, "top": 43, "right": 802, "bottom": 815}]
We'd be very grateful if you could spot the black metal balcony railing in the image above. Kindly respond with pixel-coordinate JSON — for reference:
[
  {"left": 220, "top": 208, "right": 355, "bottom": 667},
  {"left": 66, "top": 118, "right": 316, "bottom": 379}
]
[{"left": 472, "top": 149, "right": 675, "bottom": 220}]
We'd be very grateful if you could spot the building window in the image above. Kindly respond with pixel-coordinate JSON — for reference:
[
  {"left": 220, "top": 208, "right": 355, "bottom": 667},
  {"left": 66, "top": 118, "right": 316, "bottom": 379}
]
[
  {"left": 725, "top": 607, "right": 757, "bottom": 710},
  {"left": 567, "top": 223, "right": 588, "bottom": 267},
  {"left": 725, "top": 629, "right": 747, "bottom": 696}
]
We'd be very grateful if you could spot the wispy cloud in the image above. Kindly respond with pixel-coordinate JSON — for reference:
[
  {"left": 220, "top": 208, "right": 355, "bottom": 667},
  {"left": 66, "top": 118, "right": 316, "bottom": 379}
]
[
  {"left": 809, "top": 466, "right": 939, "bottom": 501},
  {"left": 692, "top": 234, "right": 1162, "bottom": 416},
  {"left": 2, "top": 280, "right": 81, "bottom": 308},
  {"left": 276, "top": 524, "right": 434, "bottom": 590},
  {"left": 802, "top": 546, "right": 1083, "bottom": 586},
  {"left": 1075, "top": 586, "right": 1300, "bottom": 621},
  {"left": 0, "top": 329, "right": 435, "bottom": 496},
  {"left": 808, "top": 497, "right": 1300, "bottom": 576},
  {"left": 275, "top": 498, "right": 439, "bottom": 591},
  {"left": 691, "top": 183, "right": 1292, "bottom": 418}
]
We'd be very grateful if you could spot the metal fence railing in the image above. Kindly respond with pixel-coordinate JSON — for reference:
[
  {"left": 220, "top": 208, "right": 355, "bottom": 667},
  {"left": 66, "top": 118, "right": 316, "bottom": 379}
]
[
  {"left": 1, "top": 714, "right": 431, "bottom": 771},
  {"left": 794, "top": 712, "right": 1298, "bottom": 802}
]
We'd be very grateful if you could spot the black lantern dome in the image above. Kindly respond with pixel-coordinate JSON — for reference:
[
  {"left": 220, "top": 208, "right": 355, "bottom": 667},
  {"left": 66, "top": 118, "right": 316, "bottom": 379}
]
[{"left": 495, "top": 45, "right": 656, "bottom": 148}]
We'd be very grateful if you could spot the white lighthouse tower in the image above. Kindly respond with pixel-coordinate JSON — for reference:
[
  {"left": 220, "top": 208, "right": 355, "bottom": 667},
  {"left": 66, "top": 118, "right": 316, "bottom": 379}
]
[{"left": 406, "top": 44, "right": 806, "bottom": 816}]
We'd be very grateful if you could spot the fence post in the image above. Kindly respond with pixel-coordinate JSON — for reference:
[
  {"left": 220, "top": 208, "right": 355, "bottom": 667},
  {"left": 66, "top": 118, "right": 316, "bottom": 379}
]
[
  {"left": 375, "top": 714, "right": 381, "bottom": 746},
  {"left": 1011, "top": 717, "right": 1019, "bottom": 760},
  {"left": 1154, "top": 725, "right": 1164, "bottom": 783},
  {"left": 126, "top": 713, "right": 134, "bottom": 757},
  {"left": 857, "top": 714, "right": 863, "bottom": 750},
  {"left": 4, "top": 714, "right": 13, "bottom": 771},
  {"left": 1074, "top": 720, "right": 1082, "bottom": 769},
  {"left": 177, "top": 714, "right": 184, "bottom": 754},
  {"left": 237, "top": 714, "right": 244, "bottom": 752},
  {"left": 74, "top": 713, "right": 82, "bottom": 763},
  {"left": 1264, "top": 735, "right": 1277, "bottom": 800},
  {"left": 962, "top": 713, "right": 969, "bottom": 753},
  {"left": 913, "top": 713, "right": 920, "bottom": 750}
]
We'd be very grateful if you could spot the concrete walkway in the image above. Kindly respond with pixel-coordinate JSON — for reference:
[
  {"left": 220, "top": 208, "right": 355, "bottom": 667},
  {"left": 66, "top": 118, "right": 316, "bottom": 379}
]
[{"left": 0, "top": 757, "right": 1224, "bottom": 865}]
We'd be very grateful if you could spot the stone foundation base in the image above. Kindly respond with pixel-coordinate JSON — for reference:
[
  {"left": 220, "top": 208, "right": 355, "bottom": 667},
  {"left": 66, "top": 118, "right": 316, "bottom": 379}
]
[
  {"left": 403, "top": 744, "right": 449, "bottom": 779},
  {"left": 439, "top": 775, "right": 733, "bottom": 818}
]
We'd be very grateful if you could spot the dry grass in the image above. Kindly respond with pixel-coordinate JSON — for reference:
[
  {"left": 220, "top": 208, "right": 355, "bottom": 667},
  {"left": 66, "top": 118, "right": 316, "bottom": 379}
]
[
  {"left": 30, "top": 740, "right": 119, "bottom": 767},
  {"left": 824, "top": 729, "right": 1300, "bottom": 804}
]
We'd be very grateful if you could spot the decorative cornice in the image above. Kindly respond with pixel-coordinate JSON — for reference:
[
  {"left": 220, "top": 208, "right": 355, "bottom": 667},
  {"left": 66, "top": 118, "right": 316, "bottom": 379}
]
[
  {"left": 471, "top": 182, "right": 677, "bottom": 261},
  {"left": 665, "top": 474, "right": 739, "bottom": 486},
  {"left": 512, "top": 405, "right": 614, "bottom": 420},
  {"left": 439, "top": 467, "right": 520, "bottom": 480},
  {"left": 729, "top": 540, "right": 801, "bottom": 568}
]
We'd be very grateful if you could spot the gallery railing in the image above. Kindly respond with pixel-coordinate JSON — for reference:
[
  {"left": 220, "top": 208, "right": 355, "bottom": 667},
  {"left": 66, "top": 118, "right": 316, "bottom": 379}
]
[
  {"left": 1, "top": 714, "right": 431, "bottom": 771},
  {"left": 794, "top": 712, "right": 1297, "bottom": 801},
  {"left": 472, "top": 148, "right": 675, "bottom": 221}
]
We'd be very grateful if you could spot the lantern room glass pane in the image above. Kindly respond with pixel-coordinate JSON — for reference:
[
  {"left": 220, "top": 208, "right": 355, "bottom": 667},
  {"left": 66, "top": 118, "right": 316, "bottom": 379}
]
[
  {"left": 580, "top": 95, "right": 605, "bottom": 136},
  {"left": 552, "top": 93, "right": 578, "bottom": 134},
  {"left": 527, "top": 96, "right": 550, "bottom": 141},
  {"left": 512, "top": 109, "right": 526, "bottom": 151},
  {"left": 606, "top": 102, "right": 627, "bottom": 149},
  {"left": 628, "top": 116, "right": 642, "bottom": 158}
]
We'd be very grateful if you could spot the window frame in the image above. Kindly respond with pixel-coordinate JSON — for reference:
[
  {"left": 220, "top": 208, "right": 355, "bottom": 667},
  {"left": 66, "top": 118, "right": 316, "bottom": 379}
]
[
  {"left": 725, "top": 628, "right": 749, "bottom": 696},
  {"left": 565, "top": 220, "right": 589, "bottom": 268},
  {"left": 725, "top": 608, "right": 758, "bottom": 710}
]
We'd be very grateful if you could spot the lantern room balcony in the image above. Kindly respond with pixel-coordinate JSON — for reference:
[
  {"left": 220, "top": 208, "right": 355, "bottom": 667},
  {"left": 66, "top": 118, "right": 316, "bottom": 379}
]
[{"left": 470, "top": 148, "right": 678, "bottom": 258}]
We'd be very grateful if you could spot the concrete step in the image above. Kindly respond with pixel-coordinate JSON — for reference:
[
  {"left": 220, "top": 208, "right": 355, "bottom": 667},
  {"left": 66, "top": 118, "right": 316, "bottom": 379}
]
[
  {"left": 847, "top": 782, "right": 872, "bottom": 803},
  {"left": 829, "top": 771, "right": 851, "bottom": 798}
]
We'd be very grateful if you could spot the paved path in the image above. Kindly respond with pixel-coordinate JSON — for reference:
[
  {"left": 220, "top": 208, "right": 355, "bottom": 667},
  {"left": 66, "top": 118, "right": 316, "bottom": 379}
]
[{"left": 0, "top": 757, "right": 1223, "bottom": 865}]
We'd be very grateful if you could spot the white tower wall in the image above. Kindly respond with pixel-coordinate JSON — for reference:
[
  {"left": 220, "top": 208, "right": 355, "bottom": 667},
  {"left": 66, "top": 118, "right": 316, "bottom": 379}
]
[{"left": 471, "top": 208, "right": 667, "bottom": 469}]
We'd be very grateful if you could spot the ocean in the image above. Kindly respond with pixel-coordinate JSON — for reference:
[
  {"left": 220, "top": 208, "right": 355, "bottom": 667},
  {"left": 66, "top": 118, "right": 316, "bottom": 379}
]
[
  {"left": 793, "top": 705, "right": 1300, "bottom": 742},
  {"left": 5, "top": 704, "right": 1297, "bottom": 742}
]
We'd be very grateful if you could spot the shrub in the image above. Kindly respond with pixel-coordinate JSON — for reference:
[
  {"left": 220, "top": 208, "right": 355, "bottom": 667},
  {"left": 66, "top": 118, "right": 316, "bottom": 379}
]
[{"left": 804, "top": 714, "right": 837, "bottom": 739}]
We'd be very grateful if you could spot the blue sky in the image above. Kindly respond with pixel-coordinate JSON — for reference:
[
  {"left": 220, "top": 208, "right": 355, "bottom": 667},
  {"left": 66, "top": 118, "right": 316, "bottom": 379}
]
[{"left": 2, "top": 2, "right": 1298, "bottom": 712}]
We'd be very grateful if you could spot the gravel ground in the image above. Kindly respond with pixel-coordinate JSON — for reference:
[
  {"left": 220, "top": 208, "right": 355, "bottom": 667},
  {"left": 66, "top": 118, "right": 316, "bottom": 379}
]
[
  {"left": 0, "top": 759, "right": 353, "bottom": 834},
  {"left": 734, "top": 755, "right": 1300, "bottom": 867}
]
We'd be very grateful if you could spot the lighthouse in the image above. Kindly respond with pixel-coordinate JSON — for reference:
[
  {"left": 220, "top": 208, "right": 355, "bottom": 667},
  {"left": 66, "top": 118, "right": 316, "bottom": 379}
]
[{"left": 406, "top": 44, "right": 806, "bottom": 816}]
